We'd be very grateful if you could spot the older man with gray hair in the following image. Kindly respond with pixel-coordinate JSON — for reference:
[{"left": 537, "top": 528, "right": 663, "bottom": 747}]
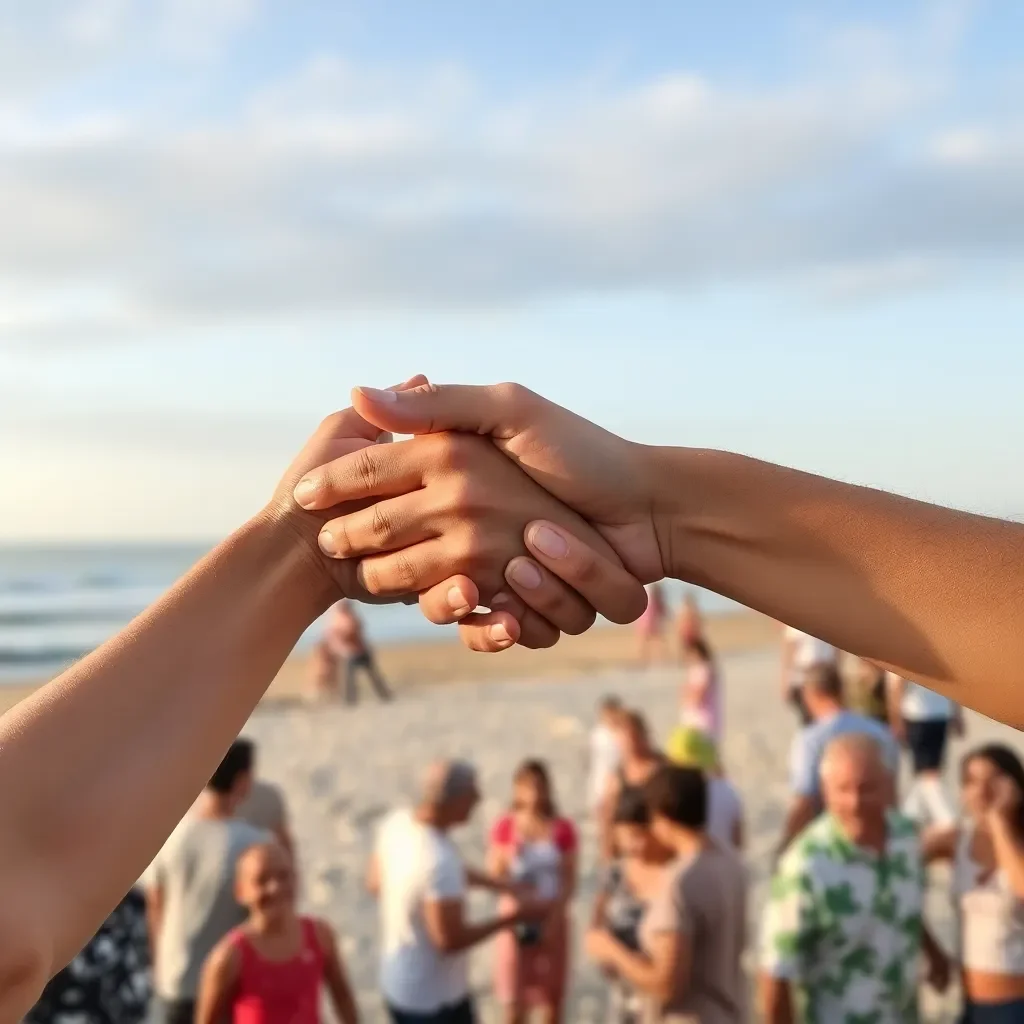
[
  {"left": 760, "top": 733, "right": 950, "bottom": 1024},
  {"left": 367, "top": 759, "right": 550, "bottom": 1024}
]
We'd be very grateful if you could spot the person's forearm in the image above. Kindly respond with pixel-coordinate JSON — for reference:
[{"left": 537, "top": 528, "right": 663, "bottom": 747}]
[
  {"left": 0, "top": 510, "right": 334, "bottom": 978},
  {"left": 759, "top": 976, "right": 795, "bottom": 1024},
  {"left": 988, "top": 814, "right": 1024, "bottom": 898},
  {"left": 650, "top": 446, "right": 1024, "bottom": 723},
  {"left": 778, "top": 796, "right": 818, "bottom": 857},
  {"left": 443, "top": 911, "right": 520, "bottom": 953},
  {"left": 602, "top": 942, "right": 668, "bottom": 999},
  {"left": 466, "top": 866, "right": 509, "bottom": 893}
]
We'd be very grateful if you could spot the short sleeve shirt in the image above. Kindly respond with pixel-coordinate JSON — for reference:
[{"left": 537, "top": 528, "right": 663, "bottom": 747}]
[{"left": 760, "top": 811, "right": 925, "bottom": 1024}]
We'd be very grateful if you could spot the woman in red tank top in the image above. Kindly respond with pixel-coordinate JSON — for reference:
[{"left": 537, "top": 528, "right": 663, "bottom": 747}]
[{"left": 196, "top": 841, "right": 358, "bottom": 1024}]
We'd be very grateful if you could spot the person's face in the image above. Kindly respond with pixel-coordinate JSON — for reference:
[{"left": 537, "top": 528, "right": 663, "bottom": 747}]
[
  {"left": 962, "top": 756, "right": 1000, "bottom": 819},
  {"left": 616, "top": 723, "right": 642, "bottom": 758},
  {"left": 236, "top": 845, "right": 295, "bottom": 919},
  {"left": 449, "top": 782, "right": 481, "bottom": 826},
  {"left": 822, "top": 753, "right": 888, "bottom": 841},
  {"left": 614, "top": 822, "right": 670, "bottom": 862},
  {"left": 513, "top": 776, "right": 545, "bottom": 818},
  {"left": 231, "top": 769, "right": 254, "bottom": 804}
]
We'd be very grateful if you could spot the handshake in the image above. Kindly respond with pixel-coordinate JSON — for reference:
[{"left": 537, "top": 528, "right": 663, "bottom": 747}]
[{"left": 270, "top": 375, "right": 682, "bottom": 652}]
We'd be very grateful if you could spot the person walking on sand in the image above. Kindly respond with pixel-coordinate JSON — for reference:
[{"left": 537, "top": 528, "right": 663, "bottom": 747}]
[
  {"left": 780, "top": 624, "right": 839, "bottom": 727},
  {"left": 678, "top": 636, "right": 722, "bottom": 744},
  {"left": 588, "top": 697, "right": 624, "bottom": 821},
  {"left": 777, "top": 662, "right": 899, "bottom": 855},
  {"left": 197, "top": 841, "right": 358, "bottom": 1024},
  {"left": 600, "top": 711, "right": 665, "bottom": 863},
  {"left": 760, "top": 733, "right": 951, "bottom": 1024},
  {"left": 635, "top": 583, "right": 668, "bottom": 664},
  {"left": 325, "top": 599, "right": 393, "bottom": 705},
  {"left": 488, "top": 760, "right": 578, "bottom": 1024},
  {"left": 675, "top": 591, "right": 703, "bottom": 653},
  {"left": 888, "top": 673, "right": 964, "bottom": 829},
  {"left": 586, "top": 764, "right": 747, "bottom": 1024},
  {"left": 366, "top": 759, "right": 553, "bottom": 1024},
  {"left": 924, "top": 744, "right": 1024, "bottom": 1024},
  {"left": 146, "top": 741, "right": 270, "bottom": 1024}
]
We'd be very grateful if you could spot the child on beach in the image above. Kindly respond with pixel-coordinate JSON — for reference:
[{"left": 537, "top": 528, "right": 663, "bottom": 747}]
[{"left": 196, "top": 841, "right": 358, "bottom": 1024}]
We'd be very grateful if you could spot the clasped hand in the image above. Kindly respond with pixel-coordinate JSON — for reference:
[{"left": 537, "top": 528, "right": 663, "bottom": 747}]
[{"left": 274, "top": 379, "right": 670, "bottom": 651}]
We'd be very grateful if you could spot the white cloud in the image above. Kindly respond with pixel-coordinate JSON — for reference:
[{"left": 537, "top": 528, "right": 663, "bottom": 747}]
[{"left": 1, "top": 2, "right": 1022, "bottom": 348}]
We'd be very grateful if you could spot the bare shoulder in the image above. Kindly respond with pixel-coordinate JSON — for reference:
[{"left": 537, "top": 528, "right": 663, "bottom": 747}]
[
  {"left": 310, "top": 917, "right": 338, "bottom": 952},
  {"left": 205, "top": 933, "right": 242, "bottom": 979}
]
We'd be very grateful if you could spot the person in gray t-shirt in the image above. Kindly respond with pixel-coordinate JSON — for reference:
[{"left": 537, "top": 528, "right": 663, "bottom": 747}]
[{"left": 146, "top": 739, "right": 268, "bottom": 1024}]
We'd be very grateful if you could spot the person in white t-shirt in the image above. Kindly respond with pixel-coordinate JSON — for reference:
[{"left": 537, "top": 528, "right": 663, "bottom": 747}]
[
  {"left": 366, "top": 760, "right": 551, "bottom": 1024},
  {"left": 781, "top": 625, "right": 839, "bottom": 726},
  {"left": 887, "top": 674, "right": 965, "bottom": 828},
  {"left": 587, "top": 695, "right": 623, "bottom": 817}
]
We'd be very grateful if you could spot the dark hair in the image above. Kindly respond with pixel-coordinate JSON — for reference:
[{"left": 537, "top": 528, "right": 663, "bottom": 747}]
[
  {"left": 513, "top": 759, "right": 557, "bottom": 818},
  {"left": 616, "top": 708, "right": 649, "bottom": 741},
  {"left": 208, "top": 739, "right": 254, "bottom": 794},
  {"left": 643, "top": 764, "right": 707, "bottom": 831},
  {"left": 683, "top": 636, "right": 712, "bottom": 661},
  {"left": 963, "top": 744, "right": 1024, "bottom": 830},
  {"left": 804, "top": 662, "right": 843, "bottom": 700},
  {"left": 600, "top": 695, "right": 622, "bottom": 713},
  {"left": 613, "top": 787, "right": 650, "bottom": 826}
]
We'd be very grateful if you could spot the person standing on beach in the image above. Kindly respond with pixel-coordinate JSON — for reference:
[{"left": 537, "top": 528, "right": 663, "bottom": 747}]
[
  {"left": 236, "top": 750, "right": 295, "bottom": 860},
  {"left": 777, "top": 662, "right": 899, "bottom": 855},
  {"left": 780, "top": 624, "right": 839, "bottom": 727},
  {"left": 678, "top": 636, "right": 722, "bottom": 744},
  {"left": 366, "top": 760, "right": 552, "bottom": 1024},
  {"left": 488, "top": 760, "right": 577, "bottom": 1024},
  {"left": 147, "top": 741, "right": 269, "bottom": 1024},
  {"left": 675, "top": 591, "right": 703, "bottom": 654},
  {"left": 197, "top": 841, "right": 358, "bottom": 1024},
  {"left": 635, "top": 583, "right": 668, "bottom": 664},
  {"left": 887, "top": 674, "right": 964, "bottom": 829},
  {"left": 325, "top": 599, "right": 393, "bottom": 705},
  {"left": 588, "top": 697, "right": 623, "bottom": 821},
  {"left": 760, "top": 734, "right": 951, "bottom": 1024},
  {"left": 600, "top": 712, "right": 665, "bottom": 863},
  {"left": 586, "top": 765, "right": 747, "bottom": 1023}
]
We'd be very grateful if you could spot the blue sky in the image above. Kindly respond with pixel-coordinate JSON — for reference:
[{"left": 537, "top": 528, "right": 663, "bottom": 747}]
[{"left": 1, "top": 0, "right": 1022, "bottom": 540}]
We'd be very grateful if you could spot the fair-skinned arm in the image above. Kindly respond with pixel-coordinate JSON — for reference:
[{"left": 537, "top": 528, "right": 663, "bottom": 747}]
[
  {"left": 759, "top": 975, "right": 796, "bottom": 1024},
  {"left": 886, "top": 673, "right": 908, "bottom": 744},
  {"left": 316, "top": 920, "right": 359, "bottom": 1024},
  {"left": 778, "top": 796, "right": 820, "bottom": 857},
  {"left": 144, "top": 883, "right": 164, "bottom": 970},
  {"left": 987, "top": 778, "right": 1024, "bottom": 900},
  {"left": 195, "top": 938, "right": 241, "bottom": 1024},
  {"left": 422, "top": 895, "right": 548, "bottom": 955},
  {"left": 586, "top": 927, "right": 686, "bottom": 1005},
  {"left": 298, "top": 382, "right": 1024, "bottom": 728}
]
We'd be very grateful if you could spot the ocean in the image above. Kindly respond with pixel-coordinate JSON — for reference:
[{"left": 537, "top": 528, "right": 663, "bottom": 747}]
[{"left": 0, "top": 542, "right": 739, "bottom": 683}]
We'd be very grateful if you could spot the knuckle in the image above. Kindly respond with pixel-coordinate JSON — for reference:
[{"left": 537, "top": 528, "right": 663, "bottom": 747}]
[
  {"left": 353, "top": 447, "right": 380, "bottom": 494},
  {"left": 389, "top": 550, "right": 420, "bottom": 592},
  {"left": 494, "top": 381, "right": 532, "bottom": 409},
  {"left": 370, "top": 502, "right": 394, "bottom": 543},
  {"left": 564, "top": 607, "right": 597, "bottom": 635},
  {"left": 318, "top": 410, "right": 348, "bottom": 435}
]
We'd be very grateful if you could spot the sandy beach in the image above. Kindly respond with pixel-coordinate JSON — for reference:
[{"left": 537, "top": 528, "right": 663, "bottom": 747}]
[{"left": 219, "top": 620, "right": 1013, "bottom": 1023}]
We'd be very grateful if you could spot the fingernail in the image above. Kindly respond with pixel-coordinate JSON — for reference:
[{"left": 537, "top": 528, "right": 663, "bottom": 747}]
[
  {"left": 293, "top": 478, "right": 317, "bottom": 508},
  {"left": 490, "top": 623, "right": 513, "bottom": 645},
  {"left": 318, "top": 530, "right": 337, "bottom": 556},
  {"left": 357, "top": 386, "right": 398, "bottom": 403},
  {"left": 491, "top": 592, "right": 511, "bottom": 608},
  {"left": 509, "top": 559, "right": 543, "bottom": 590},
  {"left": 447, "top": 585, "right": 471, "bottom": 617},
  {"left": 531, "top": 525, "right": 568, "bottom": 559}
]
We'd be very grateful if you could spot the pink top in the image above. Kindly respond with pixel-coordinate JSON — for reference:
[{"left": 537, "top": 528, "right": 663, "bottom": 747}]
[
  {"left": 229, "top": 918, "right": 324, "bottom": 1024},
  {"left": 680, "top": 661, "right": 722, "bottom": 742}
]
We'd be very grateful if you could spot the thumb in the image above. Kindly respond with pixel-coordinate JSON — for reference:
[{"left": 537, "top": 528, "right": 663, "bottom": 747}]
[{"left": 350, "top": 382, "right": 533, "bottom": 439}]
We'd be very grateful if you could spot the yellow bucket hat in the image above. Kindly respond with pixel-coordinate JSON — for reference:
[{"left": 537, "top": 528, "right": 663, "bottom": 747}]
[{"left": 665, "top": 726, "right": 718, "bottom": 772}]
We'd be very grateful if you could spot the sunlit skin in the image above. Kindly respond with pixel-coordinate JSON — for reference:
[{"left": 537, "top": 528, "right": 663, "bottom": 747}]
[{"left": 820, "top": 745, "right": 890, "bottom": 850}]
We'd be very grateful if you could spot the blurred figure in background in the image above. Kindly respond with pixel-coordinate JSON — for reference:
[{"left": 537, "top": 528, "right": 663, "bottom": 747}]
[
  {"left": 236, "top": 758, "right": 294, "bottom": 860},
  {"left": 587, "top": 765, "right": 746, "bottom": 1023},
  {"left": 635, "top": 583, "right": 668, "bottom": 664},
  {"left": 675, "top": 591, "right": 704, "bottom": 653},
  {"left": 591, "top": 789, "right": 674, "bottom": 1024},
  {"left": 488, "top": 760, "right": 577, "bottom": 1024},
  {"left": 777, "top": 662, "right": 899, "bottom": 855},
  {"left": 146, "top": 741, "right": 270, "bottom": 1024},
  {"left": 588, "top": 696, "right": 623, "bottom": 822},
  {"left": 24, "top": 887, "right": 150, "bottom": 1024},
  {"left": 197, "top": 841, "right": 358, "bottom": 1024},
  {"left": 760, "top": 733, "right": 950, "bottom": 1024},
  {"left": 308, "top": 638, "right": 339, "bottom": 702},
  {"left": 888, "top": 673, "right": 964, "bottom": 829},
  {"left": 925, "top": 744, "right": 1024, "bottom": 1024},
  {"left": 678, "top": 636, "right": 722, "bottom": 744},
  {"left": 665, "top": 726, "right": 744, "bottom": 850},
  {"left": 780, "top": 624, "right": 838, "bottom": 726},
  {"left": 325, "top": 599, "right": 393, "bottom": 705},
  {"left": 600, "top": 711, "right": 665, "bottom": 863},
  {"left": 851, "top": 657, "right": 890, "bottom": 726}
]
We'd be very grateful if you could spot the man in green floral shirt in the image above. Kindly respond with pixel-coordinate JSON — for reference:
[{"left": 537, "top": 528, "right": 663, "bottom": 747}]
[{"left": 759, "top": 733, "right": 950, "bottom": 1024}]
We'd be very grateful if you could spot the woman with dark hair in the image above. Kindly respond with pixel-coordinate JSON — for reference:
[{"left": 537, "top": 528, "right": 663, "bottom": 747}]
[
  {"left": 591, "top": 790, "right": 674, "bottom": 1023},
  {"left": 925, "top": 744, "right": 1024, "bottom": 1023},
  {"left": 586, "top": 765, "right": 746, "bottom": 1023},
  {"left": 488, "top": 760, "right": 578, "bottom": 1024},
  {"left": 675, "top": 591, "right": 704, "bottom": 652},
  {"left": 636, "top": 583, "right": 669, "bottom": 664},
  {"left": 679, "top": 636, "right": 722, "bottom": 743}
]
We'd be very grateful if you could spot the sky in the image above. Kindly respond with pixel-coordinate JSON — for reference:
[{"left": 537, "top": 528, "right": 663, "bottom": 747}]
[{"left": 1, "top": 0, "right": 1023, "bottom": 541}]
